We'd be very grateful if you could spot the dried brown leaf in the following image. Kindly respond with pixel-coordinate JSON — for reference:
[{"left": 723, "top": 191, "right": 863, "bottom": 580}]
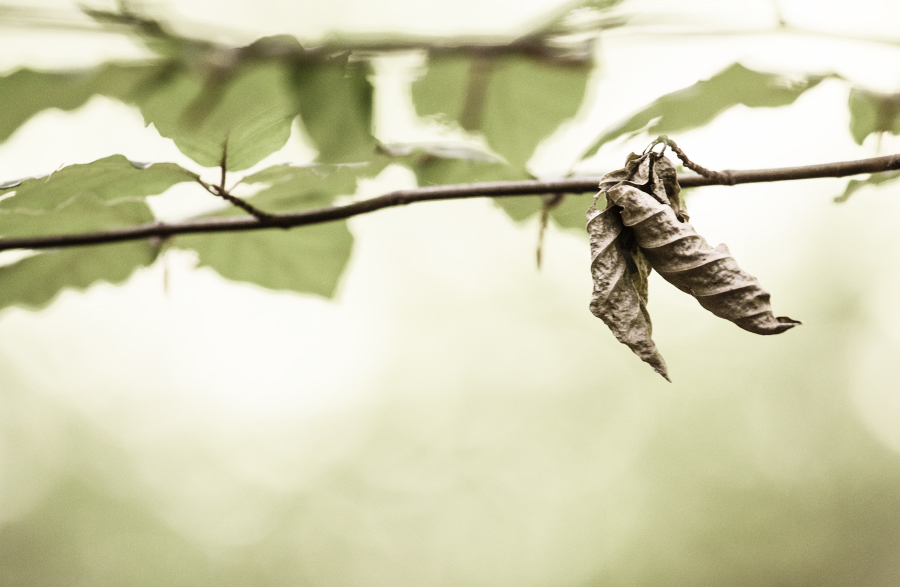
[
  {"left": 588, "top": 147, "right": 799, "bottom": 380},
  {"left": 605, "top": 151, "right": 801, "bottom": 335},
  {"left": 586, "top": 193, "right": 670, "bottom": 381}
]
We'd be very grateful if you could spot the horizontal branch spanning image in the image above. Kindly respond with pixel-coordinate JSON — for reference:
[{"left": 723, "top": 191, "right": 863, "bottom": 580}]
[{"left": 1, "top": 151, "right": 898, "bottom": 251}]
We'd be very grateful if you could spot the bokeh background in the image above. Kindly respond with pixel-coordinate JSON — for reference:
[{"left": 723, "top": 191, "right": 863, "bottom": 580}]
[{"left": 3, "top": 0, "right": 900, "bottom": 585}]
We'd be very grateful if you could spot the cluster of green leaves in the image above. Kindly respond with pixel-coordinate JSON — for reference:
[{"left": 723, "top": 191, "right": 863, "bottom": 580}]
[
  {"left": 0, "top": 4, "right": 890, "bottom": 312},
  {"left": 0, "top": 15, "right": 601, "bottom": 311},
  {"left": 0, "top": 32, "right": 388, "bottom": 309}
]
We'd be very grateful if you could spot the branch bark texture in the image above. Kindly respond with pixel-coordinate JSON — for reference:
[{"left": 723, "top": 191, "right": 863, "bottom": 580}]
[{"left": 1, "top": 153, "right": 898, "bottom": 252}]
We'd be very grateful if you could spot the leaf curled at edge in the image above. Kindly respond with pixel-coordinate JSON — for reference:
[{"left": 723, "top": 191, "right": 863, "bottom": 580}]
[
  {"left": 604, "top": 151, "right": 801, "bottom": 336},
  {"left": 588, "top": 147, "right": 800, "bottom": 379},
  {"left": 586, "top": 192, "right": 670, "bottom": 381}
]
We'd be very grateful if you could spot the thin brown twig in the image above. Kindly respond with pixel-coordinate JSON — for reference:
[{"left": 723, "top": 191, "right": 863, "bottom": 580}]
[
  {"left": 1, "top": 153, "right": 899, "bottom": 252},
  {"left": 194, "top": 177, "right": 276, "bottom": 222},
  {"left": 660, "top": 136, "right": 736, "bottom": 185},
  {"left": 188, "top": 140, "right": 277, "bottom": 221}
]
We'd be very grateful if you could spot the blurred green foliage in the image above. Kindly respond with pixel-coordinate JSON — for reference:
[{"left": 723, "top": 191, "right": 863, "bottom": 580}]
[
  {"left": 412, "top": 55, "right": 591, "bottom": 171},
  {"left": 848, "top": 88, "right": 900, "bottom": 145},
  {"left": 581, "top": 63, "right": 830, "bottom": 159},
  {"left": 0, "top": 242, "right": 159, "bottom": 310},
  {"left": 173, "top": 164, "right": 368, "bottom": 297},
  {"left": 0, "top": 156, "right": 193, "bottom": 309}
]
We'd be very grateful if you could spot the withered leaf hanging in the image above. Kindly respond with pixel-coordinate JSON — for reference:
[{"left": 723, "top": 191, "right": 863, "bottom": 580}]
[{"left": 587, "top": 144, "right": 800, "bottom": 381}]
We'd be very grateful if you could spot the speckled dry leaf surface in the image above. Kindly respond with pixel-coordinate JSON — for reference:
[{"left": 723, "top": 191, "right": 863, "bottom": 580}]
[{"left": 587, "top": 142, "right": 800, "bottom": 380}]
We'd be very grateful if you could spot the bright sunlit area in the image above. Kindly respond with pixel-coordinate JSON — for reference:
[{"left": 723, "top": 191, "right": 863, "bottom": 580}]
[{"left": 2, "top": 0, "right": 900, "bottom": 585}]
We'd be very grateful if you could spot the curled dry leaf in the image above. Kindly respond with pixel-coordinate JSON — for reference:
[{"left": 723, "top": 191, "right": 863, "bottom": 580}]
[
  {"left": 587, "top": 147, "right": 800, "bottom": 380},
  {"left": 587, "top": 190, "right": 670, "bottom": 381}
]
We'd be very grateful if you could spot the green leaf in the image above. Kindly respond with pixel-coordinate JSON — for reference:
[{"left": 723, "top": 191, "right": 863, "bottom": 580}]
[
  {"left": 176, "top": 224, "right": 352, "bottom": 298},
  {"left": 288, "top": 55, "right": 376, "bottom": 163},
  {"left": 547, "top": 194, "right": 593, "bottom": 230},
  {"left": 0, "top": 47, "right": 313, "bottom": 171},
  {"left": 138, "top": 61, "right": 297, "bottom": 170},
  {"left": 0, "top": 63, "right": 162, "bottom": 143},
  {"left": 0, "top": 155, "right": 196, "bottom": 237},
  {"left": 412, "top": 56, "right": 470, "bottom": 125},
  {"left": 495, "top": 192, "right": 593, "bottom": 232},
  {"left": 412, "top": 153, "right": 530, "bottom": 187},
  {"left": 835, "top": 169, "right": 900, "bottom": 203},
  {"left": 0, "top": 242, "right": 158, "bottom": 312},
  {"left": 582, "top": 63, "right": 829, "bottom": 159},
  {"left": 412, "top": 55, "right": 592, "bottom": 170},
  {"left": 173, "top": 162, "right": 374, "bottom": 297},
  {"left": 848, "top": 88, "right": 900, "bottom": 145},
  {"left": 239, "top": 162, "right": 376, "bottom": 212},
  {"left": 401, "top": 147, "right": 554, "bottom": 224},
  {"left": 394, "top": 145, "right": 590, "bottom": 229}
]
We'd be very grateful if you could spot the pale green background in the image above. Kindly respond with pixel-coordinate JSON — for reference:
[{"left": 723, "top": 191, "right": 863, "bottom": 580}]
[{"left": 2, "top": 0, "right": 900, "bottom": 585}]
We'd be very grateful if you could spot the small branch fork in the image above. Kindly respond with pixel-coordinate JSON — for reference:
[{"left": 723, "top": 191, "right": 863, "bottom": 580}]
[
  {"left": 194, "top": 140, "right": 276, "bottom": 222},
  {"left": 2, "top": 152, "right": 899, "bottom": 252}
]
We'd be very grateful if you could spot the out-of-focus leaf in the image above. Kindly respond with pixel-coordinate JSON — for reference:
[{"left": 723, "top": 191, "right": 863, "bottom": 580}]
[
  {"left": 412, "top": 56, "right": 470, "bottom": 124},
  {"left": 0, "top": 38, "right": 376, "bottom": 169},
  {"left": 139, "top": 61, "right": 297, "bottom": 170},
  {"left": 239, "top": 161, "right": 378, "bottom": 212},
  {"left": 546, "top": 194, "right": 593, "bottom": 230},
  {"left": 380, "top": 142, "right": 501, "bottom": 165},
  {"left": 582, "top": 63, "right": 829, "bottom": 159},
  {"left": 174, "top": 162, "right": 370, "bottom": 297},
  {"left": 412, "top": 152, "right": 529, "bottom": 187},
  {"left": 847, "top": 88, "right": 900, "bottom": 145},
  {"left": 495, "top": 191, "right": 592, "bottom": 229},
  {"left": 176, "top": 224, "right": 352, "bottom": 298},
  {"left": 0, "top": 155, "right": 196, "bottom": 237},
  {"left": 835, "top": 169, "right": 900, "bottom": 203},
  {"left": 0, "top": 63, "right": 162, "bottom": 143},
  {"left": 288, "top": 55, "right": 376, "bottom": 163},
  {"left": 581, "top": 0, "right": 625, "bottom": 8},
  {"left": 0, "top": 242, "right": 158, "bottom": 312},
  {"left": 412, "top": 55, "right": 592, "bottom": 170},
  {"left": 399, "top": 145, "right": 590, "bottom": 230},
  {"left": 0, "top": 40, "right": 311, "bottom": 171},
  {"left": 409, "top": 149, "right": 551, "bottom": 225}
]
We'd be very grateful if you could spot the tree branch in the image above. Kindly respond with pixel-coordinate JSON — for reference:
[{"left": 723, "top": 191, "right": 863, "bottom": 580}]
[
  {"left": 78, "top": 6, "right": 596, "bottom": 66},
  {"left": 1, "top": 153, "right": 899, "bottom": 252}
]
